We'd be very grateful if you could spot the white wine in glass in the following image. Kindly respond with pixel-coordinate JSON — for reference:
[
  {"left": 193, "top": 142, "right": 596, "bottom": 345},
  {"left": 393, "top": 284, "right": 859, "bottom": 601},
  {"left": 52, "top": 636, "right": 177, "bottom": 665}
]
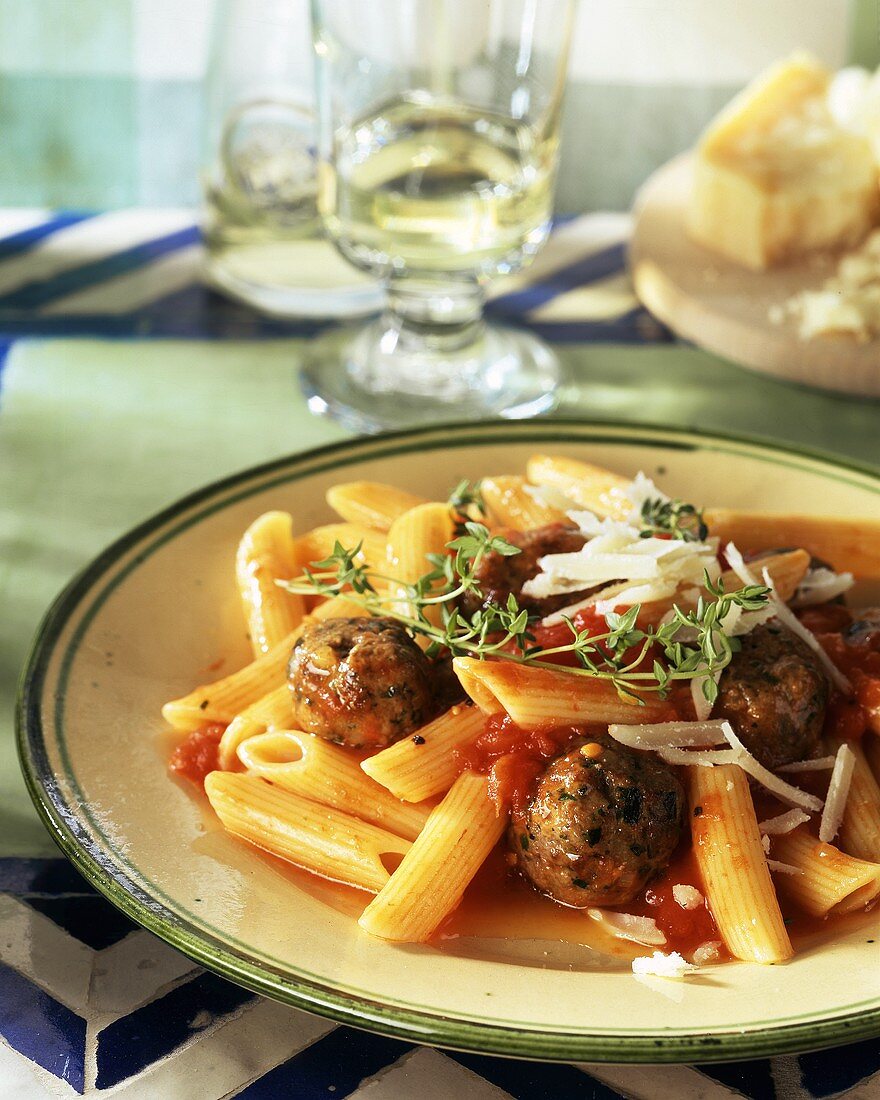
[
  {"left": 305, "top": 0, "right": 575, "bottom": 431},
  {"left": 321, "top": 93, "right": 556, "bottom": 275}
]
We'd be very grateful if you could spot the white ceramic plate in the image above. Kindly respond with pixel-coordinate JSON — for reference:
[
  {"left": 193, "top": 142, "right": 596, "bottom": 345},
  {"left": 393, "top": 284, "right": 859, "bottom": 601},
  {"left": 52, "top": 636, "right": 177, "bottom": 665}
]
[{"left": 17, "top": 421, "right": 880, "bottom": 1062}]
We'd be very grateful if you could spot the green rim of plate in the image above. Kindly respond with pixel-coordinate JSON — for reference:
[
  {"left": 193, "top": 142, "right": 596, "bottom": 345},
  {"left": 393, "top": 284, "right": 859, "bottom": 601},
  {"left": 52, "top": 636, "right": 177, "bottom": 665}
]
[{"left": 16, "top": 418, "right": 880, "bottom": 1064}]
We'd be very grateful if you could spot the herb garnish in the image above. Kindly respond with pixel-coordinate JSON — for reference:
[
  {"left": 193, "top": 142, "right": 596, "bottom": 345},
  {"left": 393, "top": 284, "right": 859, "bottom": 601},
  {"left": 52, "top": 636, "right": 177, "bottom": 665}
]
[
  {"left": 281, "top": 520, "right": 769, "bottom": 706},
  {"left": 639, "top": 496, "right": 708, "bottom": 542}
]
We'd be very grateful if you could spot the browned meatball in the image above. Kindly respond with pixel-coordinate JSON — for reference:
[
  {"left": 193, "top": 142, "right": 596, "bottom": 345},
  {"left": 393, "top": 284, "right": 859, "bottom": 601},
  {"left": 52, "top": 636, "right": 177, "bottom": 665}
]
[
  {"left": 461, "top": 522, "right": 590, "bottom": 618},
  {"left": 509, "top": 738, "right": 685, "bottom": 907},
  {"left": 288, "top": 617, "right": 435, "bottom": 749},
  {"left": 714, "top": 623, "right": 828, "bottom": 769}
]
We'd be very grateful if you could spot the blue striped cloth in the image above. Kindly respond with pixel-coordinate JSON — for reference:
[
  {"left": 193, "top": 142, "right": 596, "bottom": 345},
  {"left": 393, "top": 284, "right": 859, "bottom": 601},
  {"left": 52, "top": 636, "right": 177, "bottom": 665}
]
[{"left": 0, "top": 208, "right": 668, "bottom": 343}]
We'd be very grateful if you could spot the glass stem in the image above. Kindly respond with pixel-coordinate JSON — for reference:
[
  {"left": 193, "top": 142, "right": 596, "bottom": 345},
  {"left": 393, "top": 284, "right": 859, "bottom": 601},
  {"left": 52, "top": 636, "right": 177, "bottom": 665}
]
[{"left": 382, "top": 274, "right": 485, "bottom": 359}]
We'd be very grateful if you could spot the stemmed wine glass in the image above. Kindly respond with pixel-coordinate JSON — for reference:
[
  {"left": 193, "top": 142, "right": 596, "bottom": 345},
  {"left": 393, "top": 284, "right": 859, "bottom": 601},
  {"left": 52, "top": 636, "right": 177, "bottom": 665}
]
[{"left": 303, "top": 0, "right": 576, "bottom": 432}]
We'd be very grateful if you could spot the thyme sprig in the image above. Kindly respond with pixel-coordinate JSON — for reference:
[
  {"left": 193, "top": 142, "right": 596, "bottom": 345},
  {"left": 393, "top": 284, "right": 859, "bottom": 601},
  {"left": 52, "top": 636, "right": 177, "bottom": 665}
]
[
  {"left": 639, "top": 496, "right": 708, "bottom": 542},
  {"left": 282, "top": 522, "right": 770, "bottom": 705}
]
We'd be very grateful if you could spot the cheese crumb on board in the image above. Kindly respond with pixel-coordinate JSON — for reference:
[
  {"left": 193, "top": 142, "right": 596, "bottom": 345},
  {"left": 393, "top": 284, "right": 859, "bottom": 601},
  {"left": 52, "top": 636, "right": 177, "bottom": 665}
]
[{"left": 770, "top": 230, "right": 880, "bottom": 342}]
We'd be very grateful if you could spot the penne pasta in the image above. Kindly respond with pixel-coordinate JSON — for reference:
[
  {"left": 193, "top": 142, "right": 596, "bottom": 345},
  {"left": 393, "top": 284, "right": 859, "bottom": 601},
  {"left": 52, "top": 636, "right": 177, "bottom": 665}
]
[
  {"left": 162, "top": 627, "right": 301, "bottom": 731},
  {"left": 358, "top": 771, "right": 507, "bottom": 942},
  {"left": 453, "top": 657, "right": 675, "bottom": 727},
  {"left": 386, "top": 502, "right": 454, "bottom": 638},
  {"left": 292, "top": 522, "right": 387, "bottom": 574},
  {"left": 217, "top": 684, "right": 294, "bottom": 771},
  {"left": 772, "top": 826, "right": 880, "bottom": 916},
  {"left": 326, "top": 481, "right": 428, "bottom": 532},
  {"left": 704, "top": 510, "right": 880, "bottom": 578},
  {"left": 361, "top": 704, "right": 487, "bottom": 803},
  {"left": 689, "top": 764, "right": 793, "bottom": 963},
  {"left": 526, "top": 454, "right": 632, "bottom": 521},
  {"left": 236, "top": 511, "right": 305, "bottom": 658},
  {"left": 830, "top": 737, "right": 880, "bottom": 863},
  {"left": 480, "top": 475, "right": 566, "bottom": 530},
  {"left": 237, "top": 730, "right": 432, "bottom": 841},
  {"left": 205, "top": 772, "right": 411, "bottom": 894}
]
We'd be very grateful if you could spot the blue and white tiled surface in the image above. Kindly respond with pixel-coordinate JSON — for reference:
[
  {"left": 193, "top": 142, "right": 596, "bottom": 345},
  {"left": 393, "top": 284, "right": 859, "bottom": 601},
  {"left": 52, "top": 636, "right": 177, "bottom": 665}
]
[
  {"left": 3, "top": 859, "right": 880, "bottom": 1099},
  {"left": 2, "top": 208, "right": 879, "bottom": 1099}
]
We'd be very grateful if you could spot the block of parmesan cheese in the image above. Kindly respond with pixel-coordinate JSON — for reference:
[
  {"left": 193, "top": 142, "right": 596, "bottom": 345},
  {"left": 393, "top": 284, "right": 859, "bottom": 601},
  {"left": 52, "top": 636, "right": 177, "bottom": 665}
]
[{"left": 689, "top": 54, "right": 879, "bottom": 269}]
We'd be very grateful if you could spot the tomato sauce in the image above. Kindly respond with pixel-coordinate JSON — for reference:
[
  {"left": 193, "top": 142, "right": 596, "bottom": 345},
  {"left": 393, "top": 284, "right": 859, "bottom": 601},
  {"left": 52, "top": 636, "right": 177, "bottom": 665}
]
[
  {"left": 798, "top": 603, "right": 880, "bottom": 742},
  {"left": 617, "top": 845, "right": 723, "bottom": 959},
  {"left": 169, "top": 724, "right": 226, "bottom": 787},
  {"left": 454, "top": 714, "right": 587, "bottom": 814}
]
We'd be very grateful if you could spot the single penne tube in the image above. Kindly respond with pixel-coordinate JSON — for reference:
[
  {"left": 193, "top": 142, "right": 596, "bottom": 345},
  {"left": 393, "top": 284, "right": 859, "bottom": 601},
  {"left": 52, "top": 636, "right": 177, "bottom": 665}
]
[
  {"left": 162, "top": 627, "right": 301, "bottom": 731},
  {"left": 703, "top": 510, "right": 880, "bottom": 578},
  {"left": 829, "top": 737, "right": 880, "bottom": 863},
  {"left": 217, "top": 684, "right": 294, "bottom": 770},
  {"left": 237, "top": 730, "right": 432, "bottom": 841},
  {"left": 205, "top": 772, "right": 410, "bottom": 894},
  {"left": 326, "top": 481, "right": 428, "bottom": 532},
  {"left": 689, "top": 764, "right": 793, "bottom": 963},
  {"left": 526, "top": 454, "right": 632, "bottom": 521},
  {"left": 236, "top": 511, "right": 305, "bottom": 658},
  {"left": 386, "top": 502, "right": 454, "bottom": 638},
  {"left": 771, "top": 826, "right": 880, "bottom": 916},
  {"left": 480, "top": 475, "right": 567, "bottom": 530},
  {"left": 362, "top": 704, "right": 487, "bottom": 803},
  {"left": 453, "top": 657, "right": 674, "bottom": 726},
  {"left": 292, "top": 522, "right": 387, "bottom": 574},
  {"left": 358, "top": 771, "right": 507, "bottom": 942}
]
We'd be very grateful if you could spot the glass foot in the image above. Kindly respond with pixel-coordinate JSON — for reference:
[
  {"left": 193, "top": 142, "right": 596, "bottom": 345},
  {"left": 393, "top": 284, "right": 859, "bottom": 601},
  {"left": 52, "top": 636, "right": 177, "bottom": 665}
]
[{"left": 300, "top": 318, "right": 562, "bottom": 433}]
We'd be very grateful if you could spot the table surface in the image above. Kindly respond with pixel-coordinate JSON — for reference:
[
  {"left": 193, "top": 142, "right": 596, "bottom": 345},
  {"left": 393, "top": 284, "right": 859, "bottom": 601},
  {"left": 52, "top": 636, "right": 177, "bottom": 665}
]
[{"left": 1, "top": 208, "right": 878, "bottom": 1100}]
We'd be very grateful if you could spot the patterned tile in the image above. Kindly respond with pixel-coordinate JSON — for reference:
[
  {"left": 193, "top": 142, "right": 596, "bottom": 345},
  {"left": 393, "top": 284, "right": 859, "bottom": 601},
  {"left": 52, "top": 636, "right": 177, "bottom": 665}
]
[{"left": 1, "top": 857, "right": 879, "bottom": 1099}]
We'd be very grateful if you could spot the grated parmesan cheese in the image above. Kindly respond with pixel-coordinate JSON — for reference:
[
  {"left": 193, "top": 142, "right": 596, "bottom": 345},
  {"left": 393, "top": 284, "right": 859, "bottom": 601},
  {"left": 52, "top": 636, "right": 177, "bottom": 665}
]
[
  {"left": 759, "top": 565, "right": 852, "bottom": 695},
  {"left": 759, "top": 809, "right": 812, "bottom": 835},
  {"left": 672, "top": 884, "right": 704, "bottom": 910},
  {"left": 819, "top": 744, "right": 857, "bottom": 843},
  {"left": 692, "top": 941, "right": 723, "bottom": 965},
  {"left": 767, "top": 860, "right": 804, "bottom": 875},
  {"left": 631, "top": 951, "right": 697, "bottom": 979},
  {"left": 719, "top": 721, "right": 824, "bottom": 812},
  {"left": 792, "top": 567, "right": 855, "bottom": 608},
  {"left": 777, "top": 756, "right": 837, "bottom": 772},
  {"left": 587, "top": 909, "right": 667, "bottom": 946},
  {"left": 607, "top": 720, "right": 729, "bottom": 750}
]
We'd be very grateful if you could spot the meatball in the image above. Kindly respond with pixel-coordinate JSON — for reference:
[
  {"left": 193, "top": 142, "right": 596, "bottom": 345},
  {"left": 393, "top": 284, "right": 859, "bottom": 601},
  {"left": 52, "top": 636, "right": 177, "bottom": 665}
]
[
  {"left": 461, "top": 522, "right": 589, "bottom": 618},
  {"left": 714, "top": 623, "right": 828, "bottom": 770},
  {"left": 509, "top": 738, "right": 685, "bottom": 907},
  {"left": 288, "top": 617, "right": 435, "bottom": 749}
]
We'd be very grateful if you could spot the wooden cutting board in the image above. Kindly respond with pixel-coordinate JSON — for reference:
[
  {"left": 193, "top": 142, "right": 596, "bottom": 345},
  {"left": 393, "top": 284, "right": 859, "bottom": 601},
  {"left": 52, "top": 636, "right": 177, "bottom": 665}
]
[{"left": 630, "top": 154, "right": 880, "bottom": 398}]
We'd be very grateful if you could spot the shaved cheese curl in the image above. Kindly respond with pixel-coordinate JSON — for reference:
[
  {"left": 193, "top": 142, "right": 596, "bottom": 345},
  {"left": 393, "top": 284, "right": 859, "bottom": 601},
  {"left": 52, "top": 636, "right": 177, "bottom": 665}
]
[
  {"left": 719, "top": 722, "right": 823, "bottom": 812},
  {"left": 607, "top": 720, "right": 729, "bottom": 749},
  {"left": 759, "top": 809, "right": 811, "bottom": 835},
  {"left": 819, "top": 744, "right": 857, "bottom": 843},
  {"left": 587, "top": 910, "right": 667, "bottom": 946},
  {"left": 777, "top": 756, "right": 837, "bottom": 773},
  {"left": 759, "top": 567, "right": 852, "bottom": 695}
]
